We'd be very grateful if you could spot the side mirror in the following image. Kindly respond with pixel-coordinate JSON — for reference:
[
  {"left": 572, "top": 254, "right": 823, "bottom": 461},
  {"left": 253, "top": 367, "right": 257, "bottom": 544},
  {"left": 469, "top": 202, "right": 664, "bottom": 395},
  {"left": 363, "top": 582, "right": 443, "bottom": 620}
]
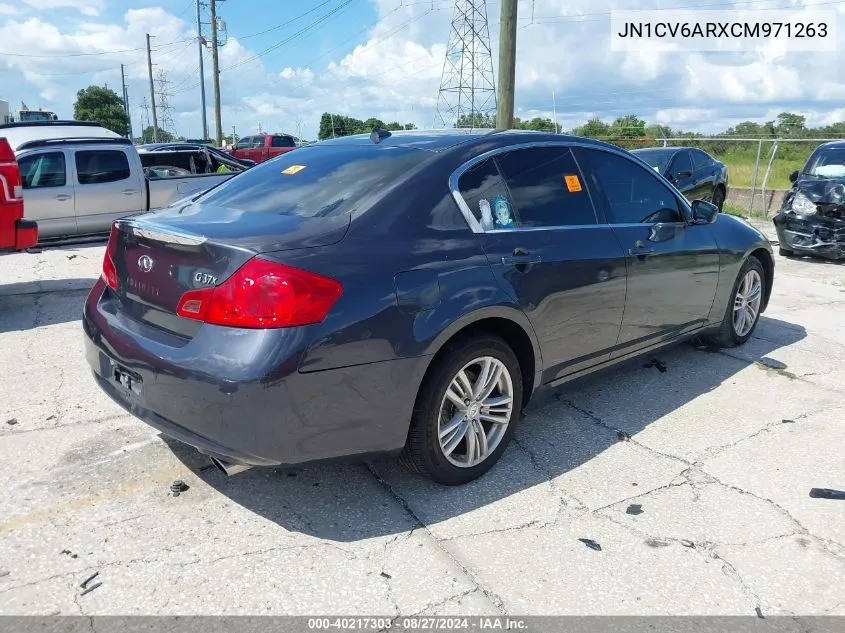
[
  {"left": 789, "top": 170, "right": 799, "bottom": 184},
  {"left": 691, "top": 199, "right": 719, "bottom": 225}
]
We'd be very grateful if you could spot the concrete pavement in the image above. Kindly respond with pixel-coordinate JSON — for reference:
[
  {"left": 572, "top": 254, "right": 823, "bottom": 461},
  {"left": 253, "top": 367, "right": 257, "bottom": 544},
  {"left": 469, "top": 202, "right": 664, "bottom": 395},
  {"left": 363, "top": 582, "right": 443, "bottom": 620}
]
[{"left": 0, "top": 238, "right": 843, "bottom": 616}]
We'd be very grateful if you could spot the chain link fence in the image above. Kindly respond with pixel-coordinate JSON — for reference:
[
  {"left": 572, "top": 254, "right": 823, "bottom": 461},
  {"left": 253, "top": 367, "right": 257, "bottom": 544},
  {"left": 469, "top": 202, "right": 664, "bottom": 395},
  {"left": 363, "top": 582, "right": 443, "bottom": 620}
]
[{"left": 594, "top": 136, "right": 845, "bottom": 217}]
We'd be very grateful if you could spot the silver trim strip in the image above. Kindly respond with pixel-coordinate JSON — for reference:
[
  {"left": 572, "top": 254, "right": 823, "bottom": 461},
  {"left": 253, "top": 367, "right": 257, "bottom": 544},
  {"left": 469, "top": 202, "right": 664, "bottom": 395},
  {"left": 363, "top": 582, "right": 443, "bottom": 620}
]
[
  {"left": 448, "top": 139, "right": 692, "bottom": 234},
  {"left": 116, "top": 219, "right": 208, "bottom": 246}
]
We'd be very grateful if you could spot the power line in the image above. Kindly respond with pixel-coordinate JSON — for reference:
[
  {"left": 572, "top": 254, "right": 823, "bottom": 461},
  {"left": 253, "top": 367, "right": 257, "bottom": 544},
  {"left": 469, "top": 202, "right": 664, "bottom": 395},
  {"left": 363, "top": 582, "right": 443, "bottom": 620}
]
[
  {"left": 0, "top": 38, "right": 194, "bottom": 58},
  {"left": 233, "top": 0, "right": 338, "bottom": 40},
  {"left": 221, "top": 0, "right": 360, "bottom": 73}
]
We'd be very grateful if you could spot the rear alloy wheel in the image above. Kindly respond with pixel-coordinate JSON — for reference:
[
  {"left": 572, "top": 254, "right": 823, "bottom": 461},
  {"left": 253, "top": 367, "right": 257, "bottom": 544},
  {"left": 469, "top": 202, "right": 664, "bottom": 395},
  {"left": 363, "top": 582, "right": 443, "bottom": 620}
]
[
  {"left": 712, "top": 186, "right": 725, "bottom": 211},
  {"left": 400, "top": 336, "right": 522, "bottom": 485},
  {"left": 708, "top": 255, "right": 765, "bottom": 347}
]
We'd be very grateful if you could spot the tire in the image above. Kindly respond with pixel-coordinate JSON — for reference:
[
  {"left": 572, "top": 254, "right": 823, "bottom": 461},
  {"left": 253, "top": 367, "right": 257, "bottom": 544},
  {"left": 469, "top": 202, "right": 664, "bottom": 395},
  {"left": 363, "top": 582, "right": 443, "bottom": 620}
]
[
  {"left": 399, "top": 335, "right": 523, "bottom": 486},
  {"left": 778, "top": 246, "right": 794, "bottom": 257},
  {"left": 707, "top": 255, "right": 765, "bottom": 348},
  {"left": 711, "top": 186, "right": 726, "bottom": 212}
]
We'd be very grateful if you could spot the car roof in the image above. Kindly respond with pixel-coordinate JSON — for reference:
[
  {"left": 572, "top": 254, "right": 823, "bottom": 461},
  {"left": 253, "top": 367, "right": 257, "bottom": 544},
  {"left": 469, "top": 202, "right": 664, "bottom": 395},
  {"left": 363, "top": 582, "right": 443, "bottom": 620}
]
[
  {"left": 632, "top": 147, "right": 678, "bottom": 154},
  {"left": 816, "top": 140, "right": 845, "bottom": 150},
  {"left": 0, "top": 121, "right": 121, "bottom": 152},
  {"left": 316, "top": 129, "right": 615, "bottom": 153}
]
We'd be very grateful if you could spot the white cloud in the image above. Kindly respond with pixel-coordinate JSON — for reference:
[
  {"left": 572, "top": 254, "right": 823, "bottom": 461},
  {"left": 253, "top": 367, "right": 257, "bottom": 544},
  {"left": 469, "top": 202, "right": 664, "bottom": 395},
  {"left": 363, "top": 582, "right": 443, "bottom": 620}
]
[
  {"left": 2, "top": 0, "right": 845, "bottom": 140},
  {"left": 21, "top": 0, "right": 104, "bottom": 16}
]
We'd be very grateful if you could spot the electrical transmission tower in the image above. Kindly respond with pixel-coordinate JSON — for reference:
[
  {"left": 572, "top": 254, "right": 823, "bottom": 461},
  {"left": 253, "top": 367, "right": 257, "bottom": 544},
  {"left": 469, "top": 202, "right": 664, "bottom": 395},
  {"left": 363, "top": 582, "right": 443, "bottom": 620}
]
[
  {"left": 434, "top": 0, "right": 497, "bottom": 129},
  {"left": 155, "top": 69, "right": 176, "bottom": 137}
]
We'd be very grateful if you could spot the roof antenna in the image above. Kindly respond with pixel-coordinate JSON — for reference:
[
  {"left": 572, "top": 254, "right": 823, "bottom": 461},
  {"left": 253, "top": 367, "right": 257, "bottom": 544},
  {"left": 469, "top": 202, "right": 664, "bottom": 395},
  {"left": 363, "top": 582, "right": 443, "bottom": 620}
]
[{"left": 370, "top": 127, "right": 391, "bottom": 144}]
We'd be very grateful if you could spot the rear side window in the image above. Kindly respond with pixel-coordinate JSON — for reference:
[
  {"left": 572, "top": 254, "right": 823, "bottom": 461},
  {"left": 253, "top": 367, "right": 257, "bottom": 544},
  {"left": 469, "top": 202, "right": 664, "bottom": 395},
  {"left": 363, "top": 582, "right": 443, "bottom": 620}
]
[
  {"left": 496, "top": 147, "right": 597, "bottom": 227},
  {"left": 577, "top": 148, "right": 683, "bottom": 225},
  {"left": 271, "top": 136, "right": 295, "bottom": 148},
  {"left": 669, "top": 150, "right": 693, "bottom": 178},
  {"left": 75, "top": 150, "right": 130, "bottom": 185},
  {"left": 195, "top": 144, "right": 428, "bottom": 217},
  {"left": 19, "top": 152, "right": 66, "bottom": 188},
  {"left": 457, "top": 158, "right": 514, "bottom": 230},
  {"left": 252, "top": 136, "right": 266, "bottom": 148}
]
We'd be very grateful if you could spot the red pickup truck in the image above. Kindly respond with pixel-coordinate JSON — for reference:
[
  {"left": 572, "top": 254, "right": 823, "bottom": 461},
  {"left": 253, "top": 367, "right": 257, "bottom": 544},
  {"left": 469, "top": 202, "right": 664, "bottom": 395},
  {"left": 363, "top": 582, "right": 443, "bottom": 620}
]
[
  {"left": 0, "top": 136, "right": 37, "bottom": 252},
  {"left": 227, "top": 133, "right": 297, "bottom": 164}
]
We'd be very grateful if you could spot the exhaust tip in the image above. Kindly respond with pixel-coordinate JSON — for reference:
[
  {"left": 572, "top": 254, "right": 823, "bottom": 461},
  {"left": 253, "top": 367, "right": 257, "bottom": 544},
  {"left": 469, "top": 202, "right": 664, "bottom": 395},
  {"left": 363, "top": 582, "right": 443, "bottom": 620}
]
[{"left": 210, "top": 457, "right": 253, "bottom": 476}]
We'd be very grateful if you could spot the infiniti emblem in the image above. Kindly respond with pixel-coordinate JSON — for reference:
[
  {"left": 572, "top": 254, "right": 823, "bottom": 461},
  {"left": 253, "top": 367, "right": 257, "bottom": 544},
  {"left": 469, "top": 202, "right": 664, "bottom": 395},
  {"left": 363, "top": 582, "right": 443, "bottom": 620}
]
[{"left": 137, "top": 254, "right": 154, "bottom": 273}]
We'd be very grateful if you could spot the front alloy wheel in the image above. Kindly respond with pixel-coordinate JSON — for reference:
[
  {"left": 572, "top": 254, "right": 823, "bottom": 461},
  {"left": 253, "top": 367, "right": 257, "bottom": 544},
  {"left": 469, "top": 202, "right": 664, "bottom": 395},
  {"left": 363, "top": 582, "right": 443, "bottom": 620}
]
[
  {"left": 438, "top": 356, "right": 514, "bottom": 468},
  {"left": 733, "top": 269, "right": 763, "bottom": 337},
  {"left": 707, "top": 254, "right": 765, "bottom": 348}
]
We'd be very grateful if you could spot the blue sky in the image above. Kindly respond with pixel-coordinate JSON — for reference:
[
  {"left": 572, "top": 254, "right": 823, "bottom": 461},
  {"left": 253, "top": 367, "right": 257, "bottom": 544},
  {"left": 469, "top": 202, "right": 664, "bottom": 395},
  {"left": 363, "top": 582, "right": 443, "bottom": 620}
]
[{"left": 2, "top": 0, "right": 844, "bottom": 141}]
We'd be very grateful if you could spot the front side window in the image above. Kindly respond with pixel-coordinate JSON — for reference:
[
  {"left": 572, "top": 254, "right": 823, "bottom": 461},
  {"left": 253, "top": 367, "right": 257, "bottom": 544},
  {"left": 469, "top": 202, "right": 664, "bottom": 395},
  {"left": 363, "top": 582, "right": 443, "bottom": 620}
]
[
  {"left": 19, "top": 152, "right": 66, "bottom": 188},
  {"left": 75, "top": 150, "right": 130, "bottom": 185},
  {"left": 496, "top": 147, "right": 597, "bottom": 227},
  {"left": 457, "top": 158, "right": 515, "bottom": 230},
  {"left": 691, "top": 149, "right": 712, "bottom": 169},
  {"left": 669, "top": 150, "right": 693, "bottom": 180},
  {"left": 577, "top": 148, "right": 684, "bottom": 224}
]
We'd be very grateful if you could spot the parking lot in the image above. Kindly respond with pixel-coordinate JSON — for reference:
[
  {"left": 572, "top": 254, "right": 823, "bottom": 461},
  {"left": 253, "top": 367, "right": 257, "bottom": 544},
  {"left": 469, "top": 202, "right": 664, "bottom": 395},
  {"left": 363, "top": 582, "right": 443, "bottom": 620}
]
[{"left": 0, "top": 223, "right": 843, "bottom": 617}]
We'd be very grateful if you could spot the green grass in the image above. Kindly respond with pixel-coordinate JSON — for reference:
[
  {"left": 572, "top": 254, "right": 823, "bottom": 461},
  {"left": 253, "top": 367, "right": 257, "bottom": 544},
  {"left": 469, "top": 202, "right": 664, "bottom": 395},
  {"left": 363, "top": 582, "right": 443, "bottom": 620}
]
[
  {"left": 721, "top": 155, "right": 804, "bottom": 190},
  {"left": 722, "top": 202, "right": 770, "bottom": 221}
]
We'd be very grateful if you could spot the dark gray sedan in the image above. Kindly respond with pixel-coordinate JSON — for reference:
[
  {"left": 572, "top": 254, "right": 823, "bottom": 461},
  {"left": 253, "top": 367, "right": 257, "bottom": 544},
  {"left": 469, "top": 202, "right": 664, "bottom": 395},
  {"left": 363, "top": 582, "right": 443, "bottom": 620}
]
[
  {"left": 632, "top": 146, "right": 729, "bottom": 211},
  {"left": 83, "top": 130, "right": 773, "bottom": 486}
]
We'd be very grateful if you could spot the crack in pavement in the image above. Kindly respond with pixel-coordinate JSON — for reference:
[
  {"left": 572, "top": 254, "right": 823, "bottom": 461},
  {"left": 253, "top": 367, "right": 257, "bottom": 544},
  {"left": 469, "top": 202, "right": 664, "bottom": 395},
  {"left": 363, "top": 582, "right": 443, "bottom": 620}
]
[
  {"left": 559, "top": 398, "right": 695, "bottom": 469},
  {"left": 700, "top": 471, "right": 845, "bottom": 556},
  {"left": 700, "top": 402, "right": 845, "bottom": 461},
  {"left": 510, "top": 436, "right": 589, "bottom": 515},
  {"left": 407, "top": 587, "right": 482, "bottom": 617},
  {"left": 365, "top": 463, "right": 507, "bottom": 616}
]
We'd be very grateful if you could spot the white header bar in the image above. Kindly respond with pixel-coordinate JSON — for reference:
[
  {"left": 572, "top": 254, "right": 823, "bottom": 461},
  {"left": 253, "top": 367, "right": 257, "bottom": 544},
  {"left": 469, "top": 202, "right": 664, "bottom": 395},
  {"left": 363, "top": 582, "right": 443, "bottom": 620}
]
[{"left": 610, "top": 9, "right": 837, "bottom": 52}]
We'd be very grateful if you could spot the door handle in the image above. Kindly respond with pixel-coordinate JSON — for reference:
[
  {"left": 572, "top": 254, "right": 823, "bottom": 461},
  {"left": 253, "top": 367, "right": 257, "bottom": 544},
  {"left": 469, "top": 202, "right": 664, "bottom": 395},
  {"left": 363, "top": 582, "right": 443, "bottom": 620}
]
[
  {"left": 502, "top": 248, "right": 541, "bottom": 266},
  {"left": 628, "top": 248, "right": 656, "bottom": 257},
  {"left": 54, "top": 194, "right": 71, "bottom": 201},
  {"left": 122, "top": 189, "right": 138, "bottom": 195}
]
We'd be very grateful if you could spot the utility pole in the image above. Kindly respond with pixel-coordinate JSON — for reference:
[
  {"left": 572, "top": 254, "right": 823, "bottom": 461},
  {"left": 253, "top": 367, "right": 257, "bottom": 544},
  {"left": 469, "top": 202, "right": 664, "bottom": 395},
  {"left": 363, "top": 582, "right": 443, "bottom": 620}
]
[
  {"left": 496, "top": 0, "right": 518, "bottom": 129},
  {"left": 146, "top": 33, "right": 158, "bottom": 142},
  {"left": 196, "top": 0, "right": 208, "bottom": 140},
  {"left": 120, "top": 64, "right": 129, "bottom": 139},
  {"left": 210, "top": 0, "right": 223, "bottom": 146}
]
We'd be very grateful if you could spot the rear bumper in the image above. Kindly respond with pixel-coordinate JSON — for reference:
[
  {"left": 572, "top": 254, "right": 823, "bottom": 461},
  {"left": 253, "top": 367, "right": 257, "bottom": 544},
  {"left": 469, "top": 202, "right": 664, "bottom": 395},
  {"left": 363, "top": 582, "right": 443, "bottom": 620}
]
[
  {"left": 0, "top": 219, "right": 38, "bottom": 252},
  {"left": 83, "top": 279, "right": 429, "bottom": 467}
]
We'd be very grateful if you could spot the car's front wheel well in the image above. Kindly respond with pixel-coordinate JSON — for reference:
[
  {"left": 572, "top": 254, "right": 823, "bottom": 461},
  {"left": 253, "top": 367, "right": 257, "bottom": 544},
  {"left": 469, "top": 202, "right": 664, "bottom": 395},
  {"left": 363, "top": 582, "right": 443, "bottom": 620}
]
[
  {"left": 750, "top": 248, "right": 774, "bottom": 311},
  {"left": 424, "top": 317, "right": 536, "bottom": 408}
]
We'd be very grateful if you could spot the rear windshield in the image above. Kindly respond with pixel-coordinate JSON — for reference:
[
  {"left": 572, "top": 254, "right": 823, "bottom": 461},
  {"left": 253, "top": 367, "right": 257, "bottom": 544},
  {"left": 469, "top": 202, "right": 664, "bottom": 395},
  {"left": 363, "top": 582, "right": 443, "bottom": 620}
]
[
  {"left": 195, "top": 144, "right": 428, "bottom": 217},
  {"left": 632, "top": 149, "right": 674, "bottom": 173}
]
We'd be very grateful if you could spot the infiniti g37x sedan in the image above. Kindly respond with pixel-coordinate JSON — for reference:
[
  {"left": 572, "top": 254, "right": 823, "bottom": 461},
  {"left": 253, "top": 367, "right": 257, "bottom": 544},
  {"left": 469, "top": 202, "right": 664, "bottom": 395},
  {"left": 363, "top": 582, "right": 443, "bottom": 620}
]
[{"left": 83, "top": 130, "right": 774, "bottom": 486}]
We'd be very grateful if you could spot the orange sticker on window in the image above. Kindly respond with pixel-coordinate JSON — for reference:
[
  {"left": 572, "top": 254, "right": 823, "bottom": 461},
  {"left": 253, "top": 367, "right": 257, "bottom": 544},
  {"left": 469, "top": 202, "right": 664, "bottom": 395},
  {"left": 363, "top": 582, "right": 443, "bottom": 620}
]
[
  {"left": 281, "top": 165, "right": 306, "bottom": 175},
  {"left": 564, "top": 175, "right": 582, "bottom": 192}
]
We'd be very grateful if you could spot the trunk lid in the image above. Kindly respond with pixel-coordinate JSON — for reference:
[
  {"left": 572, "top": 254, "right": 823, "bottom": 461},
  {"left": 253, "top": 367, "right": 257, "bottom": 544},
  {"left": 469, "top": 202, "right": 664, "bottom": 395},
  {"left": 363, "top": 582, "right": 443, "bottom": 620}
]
[{"left": 109, "top": 206, "right": 350, "bottom": 338}]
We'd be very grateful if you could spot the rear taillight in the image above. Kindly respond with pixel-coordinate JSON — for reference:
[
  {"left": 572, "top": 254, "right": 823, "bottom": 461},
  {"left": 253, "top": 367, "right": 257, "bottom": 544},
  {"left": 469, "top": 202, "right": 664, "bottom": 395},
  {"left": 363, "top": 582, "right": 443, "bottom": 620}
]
[
  {"left": 102, "top": 225, "right": 119, "bottom": 290},
  {"left": 176, "top": 257, "right": 343, "bottom": 329},
  {"left": 0, "top": 137, "right": 23, "bottom": 208}
]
